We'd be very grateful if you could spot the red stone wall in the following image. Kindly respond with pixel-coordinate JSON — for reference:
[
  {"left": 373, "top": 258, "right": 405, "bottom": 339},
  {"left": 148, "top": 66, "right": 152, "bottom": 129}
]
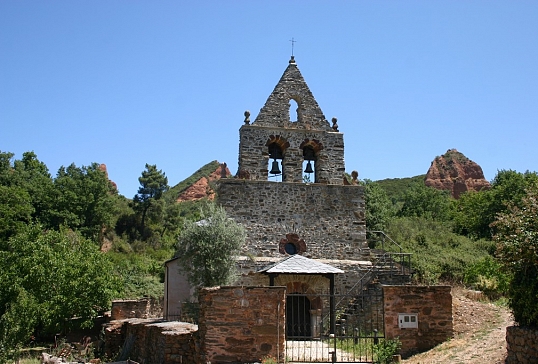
[
  {"left": 111, "top": 298, "right": 163, "bottom": 320},
  {"left": 506, "top": 325, "right": 538, "bottom": 363},
  {"left": 198, "top": 286, "right": 286, "bottom": 363},
  {"left": 103, "top": 318, "right": 198, "bottom": 364},
  {"left": 383, "top": 285, "right": 453, "bottom": 358}
]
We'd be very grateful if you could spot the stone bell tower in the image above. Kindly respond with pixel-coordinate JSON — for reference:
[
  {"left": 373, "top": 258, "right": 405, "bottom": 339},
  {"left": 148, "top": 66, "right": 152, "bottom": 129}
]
[
  {"left": 218, "top": 57, "right": 368, "bottom": 268},
  {"left": 237, "top": 56, "right": 345, "bottom": 185}
]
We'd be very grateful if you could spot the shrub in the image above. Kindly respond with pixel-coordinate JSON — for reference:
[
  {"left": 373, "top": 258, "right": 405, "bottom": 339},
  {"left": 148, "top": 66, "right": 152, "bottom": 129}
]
[
  {"left": 493, "top": 183, "right": 538, "bottom": 326},
  {"left": 373, "top": 338, "right": 401, "bottom": 364}
]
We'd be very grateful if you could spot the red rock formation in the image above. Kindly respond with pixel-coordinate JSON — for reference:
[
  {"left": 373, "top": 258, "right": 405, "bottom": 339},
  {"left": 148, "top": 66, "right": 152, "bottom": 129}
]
[
  {"left": 176, "top": 163, "right": 231, "bottom": 202},
  {"left": 425, "top": 149, "right": 490, "bottom": 199},
  {"left": 99, "top": 163, "right": 118, "bottom": 190}
]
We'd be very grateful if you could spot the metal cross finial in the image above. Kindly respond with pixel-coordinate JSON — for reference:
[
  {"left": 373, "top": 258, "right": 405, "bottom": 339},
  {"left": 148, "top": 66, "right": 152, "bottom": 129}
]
[{"left": 290, "top": 38, "right": 297, "bottom": 56}]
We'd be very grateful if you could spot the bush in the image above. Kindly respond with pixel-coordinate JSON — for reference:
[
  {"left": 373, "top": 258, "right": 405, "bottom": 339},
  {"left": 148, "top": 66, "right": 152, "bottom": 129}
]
[
  {"left": 463, "top": 255, "right": 510, "bottom": 299},
  {"left": 385, "top": 217, "right": 494, "bottom": 284},
  {"left": 373, "top": 338, "right": 401, "bottom": 364},
  {"left": 493, "top": 184, "right": 538, "bottom": 326}
]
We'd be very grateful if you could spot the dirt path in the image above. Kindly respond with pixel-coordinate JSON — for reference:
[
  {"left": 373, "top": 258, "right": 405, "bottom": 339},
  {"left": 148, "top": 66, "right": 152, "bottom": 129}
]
[{"left": 403, "top": 287, "right": 513, "bottom": 364}]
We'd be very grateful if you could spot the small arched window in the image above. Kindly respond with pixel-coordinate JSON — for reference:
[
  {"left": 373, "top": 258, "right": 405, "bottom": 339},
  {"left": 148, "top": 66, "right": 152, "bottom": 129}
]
[{"left": 289, "top": 99, "right": 299, "bottom": 122}]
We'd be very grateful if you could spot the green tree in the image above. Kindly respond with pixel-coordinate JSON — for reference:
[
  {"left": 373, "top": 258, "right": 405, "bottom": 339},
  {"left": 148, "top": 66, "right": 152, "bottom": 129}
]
[
  {"left": 452, "top": 190, "right": 493, "bottom": 239},
  {"left": 454, "top": 170, "right": 538, "bottom": 239},
  {"left": 398, "top": 183, "right": 452, "bottom": 221},
  {"left": 360, "top": 179, "right": 395, "bottom": 232},
  {"left": 13, "top": 151, "right": 55, "bottom": 220},
  {"left": 0, "top": 185, "right": 33, "bottom": 245},
  {"left": 133, "top": 164, "right": 169, "bottom": 237},
  {"left": 47, "top": 163, "right": 118, "bottom": 240},
  {"left": 175, "top": 203, "right": 246, "bottom": 287},
  {"left": 0, "top": 151, "right": 15, "bottom": 186},
  {"left": 0, "top": 225, "right": 120, "bottom": 361},
  {"left": 493, "top": 183, "right": 538, "bottom": 326}
]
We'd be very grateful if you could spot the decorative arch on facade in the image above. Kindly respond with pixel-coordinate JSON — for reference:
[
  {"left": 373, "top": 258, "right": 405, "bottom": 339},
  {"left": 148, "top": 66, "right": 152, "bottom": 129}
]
[
  {"left": 279, "top": 233, "right": 307, "bottom": 255},
  {"left": 274, "top": 278, "right": 323, "bottom": 311}
]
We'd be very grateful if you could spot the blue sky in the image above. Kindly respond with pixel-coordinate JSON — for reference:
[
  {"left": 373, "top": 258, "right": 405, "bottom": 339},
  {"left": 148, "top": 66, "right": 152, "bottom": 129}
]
[{"left": 1, "top": 1, "right": 537, "bottom": 198}]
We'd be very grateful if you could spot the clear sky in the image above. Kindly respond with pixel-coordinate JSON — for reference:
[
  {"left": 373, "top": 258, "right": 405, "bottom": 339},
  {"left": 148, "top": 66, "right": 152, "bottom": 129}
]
[{"left": 1, "top": 1, "right": 537, "bottom": 198}]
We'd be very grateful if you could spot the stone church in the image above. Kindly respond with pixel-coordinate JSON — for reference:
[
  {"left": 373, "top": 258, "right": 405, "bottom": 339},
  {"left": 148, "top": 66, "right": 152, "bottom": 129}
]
[
  {"left": 218, "top": 55, "right": 372, "bottom": 286},
  {"left": 160, "top": 56, "right": 453, "bottom": 362},
  {"left": 213, "top": 56, "right": 387, "bottom": 340}
]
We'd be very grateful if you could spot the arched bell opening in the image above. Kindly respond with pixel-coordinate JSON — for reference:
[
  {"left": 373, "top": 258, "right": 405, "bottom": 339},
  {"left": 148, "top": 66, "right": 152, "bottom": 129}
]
[
  {"left": 302, "top": 146, "right": 316, "bottom": 183},
  {"left": 300, "top": 139, "right": 323, "bottom": 184},
  {"left": 268, "top": 142, "right": 284, "bottom": 182}
]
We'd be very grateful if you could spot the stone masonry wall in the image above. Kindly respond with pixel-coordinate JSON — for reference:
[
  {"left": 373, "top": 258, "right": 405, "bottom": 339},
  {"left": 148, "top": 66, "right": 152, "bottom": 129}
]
[
  {"left": 235, "top": 257, "right": 372, "bottom": 295},
  {"left": 103, "top": 319, "right": 198, "bottom": 364},
  {"left": 252, "top": 58, "right": 330, "bottom": 132},
  {"left": 383, "top": 285, "right": 453, "bottom": 358},
  {"left": 238, "top": 125, "right": 345, "bottom": 184},
  {"left": 111, "top": 298, "right": 163, "bottom": 320},
  {"left": 198, "top": 286, "right": 286, "bottom": 364},
  {"left": 217, "top": 179, "right": 368, "bottom": 261},
  {"left": 506, "top": 325, "right": 538, "bottom": 363}
]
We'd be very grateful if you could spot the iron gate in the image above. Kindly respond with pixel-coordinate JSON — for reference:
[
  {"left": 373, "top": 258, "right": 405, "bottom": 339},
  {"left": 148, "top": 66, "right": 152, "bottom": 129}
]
[{"left": 285, "top": 285, "right": 384, "bottom": 363}]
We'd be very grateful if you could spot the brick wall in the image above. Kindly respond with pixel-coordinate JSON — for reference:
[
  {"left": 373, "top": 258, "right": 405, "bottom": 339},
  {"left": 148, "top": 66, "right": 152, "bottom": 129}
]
[
  {"left": 383, "top": 285, "right": 453, "bottom": 358},
  {"left": 198, "top": 286, "right": 286, "bottom": 363},
  {"left": 506, "top": 325, "right": 538, "bottom": 363}
]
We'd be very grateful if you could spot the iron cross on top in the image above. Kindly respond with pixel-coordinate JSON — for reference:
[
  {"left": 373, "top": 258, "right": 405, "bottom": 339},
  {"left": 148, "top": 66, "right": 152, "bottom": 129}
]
[{"left": 290, "top": 38, "right": 297, "bottom": 56}]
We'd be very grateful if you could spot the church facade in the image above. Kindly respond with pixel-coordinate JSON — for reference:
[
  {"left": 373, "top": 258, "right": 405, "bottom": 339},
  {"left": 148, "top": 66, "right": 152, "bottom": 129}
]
[{"left": 217, "top": 56, "right": 372, "bottom": 294}]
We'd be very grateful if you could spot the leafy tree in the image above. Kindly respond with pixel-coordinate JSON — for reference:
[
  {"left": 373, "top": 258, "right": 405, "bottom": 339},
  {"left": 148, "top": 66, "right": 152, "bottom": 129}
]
[
  {"left": 493, "top": 183, "right": 538, "bottom": 326},
  {"left": 0, "top": 151, "right": 15, "bottom": 186},
  {"left": 133, "top": 164, "right": 169, "bottom": 237},
  {"left": 47, "top": 163, "right": 118, "bottom": 240},
  {"left": 175, "top": 203, "right": 246, "bottom": 287},
  {"left": 452, "top": 190, "right": 493, "bottom": 239},
  {"left": 360, "top": 179, "right": 394, "bottom": 232},
  {"left": 398, "top": 183, "right": 452, "bottom": 221},
  {"left": 454, "top": 170, "right": 538, "bottom": 239},
  {"left": 13, "top": 152, "right": 55, "bottom": 220},
  {"left": 0, "top": 225, "right": 120, "bottom": 360},
  {"left": 0, "top": 185, "right": 33, "bottom": 245}
]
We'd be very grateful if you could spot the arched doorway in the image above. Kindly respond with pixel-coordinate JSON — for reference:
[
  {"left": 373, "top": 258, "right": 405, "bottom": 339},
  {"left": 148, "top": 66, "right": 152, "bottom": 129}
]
[{"left": 286, "top": 293, "right": 311, "bottom": 339}]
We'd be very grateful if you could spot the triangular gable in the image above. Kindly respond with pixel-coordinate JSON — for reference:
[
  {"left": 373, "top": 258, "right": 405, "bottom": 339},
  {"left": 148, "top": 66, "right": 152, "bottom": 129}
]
[
  {"left": 253, "top": 57, "right": 331, "bottom": 131},
  {"left": 258, "top": 254, "right": 344, "bottom": 274}
]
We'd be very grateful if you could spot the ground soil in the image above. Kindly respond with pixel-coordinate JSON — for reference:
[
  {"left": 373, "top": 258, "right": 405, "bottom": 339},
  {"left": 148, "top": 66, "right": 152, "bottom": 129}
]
[{"left": 402, "top": 287, "right": 513, "bottom": 364}]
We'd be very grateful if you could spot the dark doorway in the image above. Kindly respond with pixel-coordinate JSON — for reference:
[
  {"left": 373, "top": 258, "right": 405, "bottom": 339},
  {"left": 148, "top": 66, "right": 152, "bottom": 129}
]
[{"left": 286, "top": 294, "right": 311, "bottom": 339}]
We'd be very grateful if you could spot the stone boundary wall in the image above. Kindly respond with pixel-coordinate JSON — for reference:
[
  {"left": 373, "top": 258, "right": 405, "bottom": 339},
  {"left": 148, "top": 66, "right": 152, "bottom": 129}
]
[
  {"left": 103, "top": 318, "right": 198, "bottom": 364},
  {"left": 506, "top": 325, "right": 538, "bottom": 363},
  {"left": 383, "top": 285, "right": 453, "bottom": 358},
  {"left": 111, "top": 298, "right": 163, "bottom": 320},
  {"left": 198, "top": 286, "right": 286, "bottom": 364}
]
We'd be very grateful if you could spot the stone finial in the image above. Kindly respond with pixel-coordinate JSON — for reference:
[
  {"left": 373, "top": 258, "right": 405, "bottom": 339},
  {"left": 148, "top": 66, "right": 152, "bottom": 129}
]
[
  {"left": 331, "top": 117, "right": 339, "bottom": 131},
  {"left": 351, "top": 170, "right": 359, "bottom": 185},
  {"left": 244, "top": 110, "right": 250, "bottom": 125},
  {"left": 289, "top": 55, "right": 296, "bottom": 64}
]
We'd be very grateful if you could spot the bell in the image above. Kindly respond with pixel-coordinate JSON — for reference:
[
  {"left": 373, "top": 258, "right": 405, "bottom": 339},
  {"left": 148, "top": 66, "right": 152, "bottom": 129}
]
[
  {"left": 270, "top": 159, "right": 281, "bottom": 175},
  {"left": 304, "top": 160, "right": 314, "bottom": 174}
]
